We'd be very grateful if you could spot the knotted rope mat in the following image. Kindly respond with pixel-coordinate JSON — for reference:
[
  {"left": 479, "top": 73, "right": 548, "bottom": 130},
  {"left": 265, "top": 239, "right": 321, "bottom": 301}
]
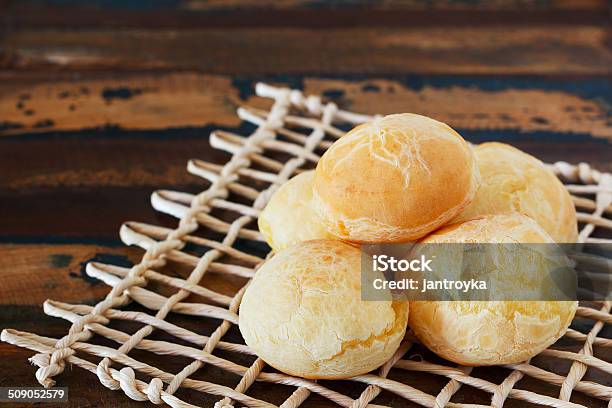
[{"left": 2, "top": 83, "right": 611, "bottom": 408}]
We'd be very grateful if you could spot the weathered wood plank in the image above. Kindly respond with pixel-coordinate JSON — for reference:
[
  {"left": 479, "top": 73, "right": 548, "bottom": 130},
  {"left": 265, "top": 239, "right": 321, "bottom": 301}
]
[
  {"left": 0, "top": 73, "right": 250, "bottom": 135},
  {"left": 181, "top": 0, "right": 609, "bottom": 11},
  {"left": 0, "top": 242, "right": 253, "bottom": 309},
  {"left": 0, "top": 244, "right": 139, "bottom": 306},
  {"left": 0, "top": 188, "right": 175, "bottom": 238},
  {"left": 1, "top": 73, "right": 611, "bottom": 140},
  {"left": 10, "top": 0, "right": 610, "bottom": 11},
  {"left": 2, "top": 26, "right": 611, "bottom": 74},
  {"left": 0, "top": 142, "right": 209, "bottom": 190},
  {"left": 4, "top": 0, "right": 610, "bottom": 31},
  {"left": 302, "top": 78, "right": 612, "bottom": 140}
]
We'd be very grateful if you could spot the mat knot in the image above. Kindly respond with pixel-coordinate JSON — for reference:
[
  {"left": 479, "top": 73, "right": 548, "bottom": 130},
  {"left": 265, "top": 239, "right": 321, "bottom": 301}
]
[
  {"left": 145, "top": 377, "right": 164, "bottom": 405},
  {"left": 95, "top": 361, "right": 119, "bottom": 390},
  {"left": 116, "top": 367, "right": 165, "bottom": 403},
  {"left": 29, "top": 347, "right": 75, "bottom": 388}
]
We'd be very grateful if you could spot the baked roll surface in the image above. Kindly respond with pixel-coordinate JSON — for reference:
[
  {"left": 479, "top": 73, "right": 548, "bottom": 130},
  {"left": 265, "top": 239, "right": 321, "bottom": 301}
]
[
  {"left": 409, "top": 214, "right": 578, "bottom": 366},
  {"left": 258, "top": 170, "right": 335, "bottom": 251},
  {"left": 312, "top": 113, "right": 479, "bottom": 243},
  {"left": 454, "top": 142, "right": 577, "bottom": 243},
  {"left": 239, "top": 240, "right": 409, "bottom": 379}
]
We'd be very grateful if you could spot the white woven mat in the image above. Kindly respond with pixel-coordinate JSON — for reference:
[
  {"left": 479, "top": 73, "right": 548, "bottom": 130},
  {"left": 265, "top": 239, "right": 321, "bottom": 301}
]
[{"left": 2, "top": 83, "right": 612, "bottom": 408}]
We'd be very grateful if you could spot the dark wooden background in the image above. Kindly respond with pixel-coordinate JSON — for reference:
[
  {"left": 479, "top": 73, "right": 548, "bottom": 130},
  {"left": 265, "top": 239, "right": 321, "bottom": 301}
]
[{"left": 1, "top": 0, "right": 611, "bottom": 407}]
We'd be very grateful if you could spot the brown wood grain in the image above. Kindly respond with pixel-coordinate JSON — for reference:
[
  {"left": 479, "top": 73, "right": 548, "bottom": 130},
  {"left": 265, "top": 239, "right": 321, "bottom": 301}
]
[
  {"left": 3, "top": 25, "right": 611, "bottom": 75},
  {"left": 0, "top": 130, "right": 229, "bottom": 189},
  {"left": 0, "top": 188, "right": 178, "bottom": 238},
  {"left": 4, "top": 0, "right": 610, "bottom": 31},
  {"left": 0, "top": 244, "right": 140, "bottom": 305},
  {"left": 1, "top": 73, "right": 611, "bottom": 140},
  {"left": 164, "top": 0, "right": 612, "bottom": 11},
  {"left": 0, "top": 73, "right": 249, "bottom": 135},
  {"left": 0, "top": 242, "right": 254, "bottom": 309},
  {"left": 5, "top": 0, "right": 608, "bottom": 13},
  {"left": 303, "top": 78, "right": 612, "bottom": 140}
]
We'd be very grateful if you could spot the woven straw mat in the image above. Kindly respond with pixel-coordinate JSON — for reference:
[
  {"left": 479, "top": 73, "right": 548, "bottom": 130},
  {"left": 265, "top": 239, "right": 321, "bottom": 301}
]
[{"left": 2, "top": 83, "right": 611, "bottom": 408}]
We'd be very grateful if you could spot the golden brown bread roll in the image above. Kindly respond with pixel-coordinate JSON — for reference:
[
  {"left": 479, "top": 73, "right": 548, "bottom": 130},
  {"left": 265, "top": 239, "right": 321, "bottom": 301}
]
[
  {"left": 258, "top": 171, "right": 335, "bottom": 251},
  {"left": 409, "top": 214, "right": 577, "bottom": 366},
  {"left": 454, "top": 142, "right": 577, "bottom": 243},
  {"left": 239, "top": 240, "right": 409, "bottom": 379},
  {"left": 312, "top": 113, "right": 479, "bottom": 243}
]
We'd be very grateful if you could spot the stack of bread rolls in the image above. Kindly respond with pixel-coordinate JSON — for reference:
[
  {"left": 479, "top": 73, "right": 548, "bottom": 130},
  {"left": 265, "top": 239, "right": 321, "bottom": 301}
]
[{"left": 239, "top": 113, "right": 578, "bottom": 379}]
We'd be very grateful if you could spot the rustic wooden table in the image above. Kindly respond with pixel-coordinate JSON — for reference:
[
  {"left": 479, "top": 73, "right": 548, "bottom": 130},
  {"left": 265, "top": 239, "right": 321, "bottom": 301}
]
[{"left": 1, "top": 1, "right": 611, "bottom": 407}]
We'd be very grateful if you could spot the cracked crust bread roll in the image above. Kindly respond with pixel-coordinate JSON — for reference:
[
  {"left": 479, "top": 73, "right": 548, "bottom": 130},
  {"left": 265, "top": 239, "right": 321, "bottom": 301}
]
[
  {"left": 239, "top": 240, "right": 409, "bottom": 379},
  {"left": 258, "top": 171, "right": 335, "bottom": 252},
  {"left": 409, "top": 214, "right": 578, "bottom": 366},
  {"left": 453, "top": 142, "right": 577, "bottom": 243},
  {"left": 312, "top": 113, "right": 479, "bottom": 243}
]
